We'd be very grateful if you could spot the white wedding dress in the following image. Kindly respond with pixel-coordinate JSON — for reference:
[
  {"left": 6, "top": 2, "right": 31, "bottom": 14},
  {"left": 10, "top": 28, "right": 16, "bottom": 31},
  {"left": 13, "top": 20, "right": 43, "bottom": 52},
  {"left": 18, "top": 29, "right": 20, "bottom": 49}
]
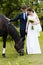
[
  {"left": 26, "top": 14, "right": 41, "bottom": 54},
  {"left": 34, "top": 11, "right": 42, "bottom": 37}
]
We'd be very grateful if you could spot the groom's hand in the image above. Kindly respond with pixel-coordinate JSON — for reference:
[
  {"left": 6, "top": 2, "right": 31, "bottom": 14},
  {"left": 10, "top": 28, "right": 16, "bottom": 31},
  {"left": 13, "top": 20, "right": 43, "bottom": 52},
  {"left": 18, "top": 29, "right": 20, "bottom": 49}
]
[{"left": 9, "top": 18, "right": 15, "bottom": 22}]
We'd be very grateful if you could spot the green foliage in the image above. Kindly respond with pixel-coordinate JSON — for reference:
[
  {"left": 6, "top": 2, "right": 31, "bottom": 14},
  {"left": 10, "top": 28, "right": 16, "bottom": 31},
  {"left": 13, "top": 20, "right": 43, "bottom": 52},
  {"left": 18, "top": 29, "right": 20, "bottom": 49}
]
[
  {"left": 0, "top": 0, "right": 23, "bottom": 17},
  {"left": 0, "top": 0, "right": 43, "bottom": 25}
]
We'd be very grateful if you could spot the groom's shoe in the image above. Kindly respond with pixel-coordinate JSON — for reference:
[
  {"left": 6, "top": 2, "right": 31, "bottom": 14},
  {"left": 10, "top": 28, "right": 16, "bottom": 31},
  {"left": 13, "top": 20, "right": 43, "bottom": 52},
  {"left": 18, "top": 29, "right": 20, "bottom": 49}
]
[
  {"left": 2, "top": 54, "right": 6, "bottom": 58},
  {"left": 26, "top": 49, "right": 28, "bottom": 54}
]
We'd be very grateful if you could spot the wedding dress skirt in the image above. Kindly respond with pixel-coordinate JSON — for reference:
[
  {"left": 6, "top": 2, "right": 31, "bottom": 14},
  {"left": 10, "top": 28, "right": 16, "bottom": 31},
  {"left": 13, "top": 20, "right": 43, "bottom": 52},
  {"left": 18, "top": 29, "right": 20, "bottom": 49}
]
[{"left": 26, "top": 23, "right": 41, "bottom": 54}]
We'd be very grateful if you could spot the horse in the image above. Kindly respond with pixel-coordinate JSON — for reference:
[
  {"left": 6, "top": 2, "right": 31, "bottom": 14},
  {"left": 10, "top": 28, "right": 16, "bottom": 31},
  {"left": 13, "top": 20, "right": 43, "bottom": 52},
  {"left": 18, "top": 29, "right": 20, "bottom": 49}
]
[{"left": 0, "top": 14, "right": 24, "bottom": 57}]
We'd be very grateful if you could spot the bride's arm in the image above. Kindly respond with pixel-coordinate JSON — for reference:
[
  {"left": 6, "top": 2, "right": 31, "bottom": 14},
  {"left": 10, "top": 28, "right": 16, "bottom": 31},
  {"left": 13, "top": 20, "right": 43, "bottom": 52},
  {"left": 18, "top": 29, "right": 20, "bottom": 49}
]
[
  {"left": 33, "top": 11, "right": 40, "bottom": 25},
  {"left": 33, "top": 15, "right": 40, "bottom": 25}
]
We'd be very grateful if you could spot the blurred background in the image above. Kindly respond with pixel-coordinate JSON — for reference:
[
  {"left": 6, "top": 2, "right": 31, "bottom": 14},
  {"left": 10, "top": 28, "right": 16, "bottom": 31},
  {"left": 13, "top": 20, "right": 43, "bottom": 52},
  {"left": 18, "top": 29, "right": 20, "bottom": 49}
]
[{"left": 0, "top": 0, "right": 43, "bottom": 26}]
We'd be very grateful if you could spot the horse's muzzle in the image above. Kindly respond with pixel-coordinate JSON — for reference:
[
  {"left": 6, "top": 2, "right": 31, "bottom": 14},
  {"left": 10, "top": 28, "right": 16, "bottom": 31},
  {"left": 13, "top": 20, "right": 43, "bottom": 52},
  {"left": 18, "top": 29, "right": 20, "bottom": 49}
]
[{"left": 14, "top": 38, "right": 24, "bottom": 55}]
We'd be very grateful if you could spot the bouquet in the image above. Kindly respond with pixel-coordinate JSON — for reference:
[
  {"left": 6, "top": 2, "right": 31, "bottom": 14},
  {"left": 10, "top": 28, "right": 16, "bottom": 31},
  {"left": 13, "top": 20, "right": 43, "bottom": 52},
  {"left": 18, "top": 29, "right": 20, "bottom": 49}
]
[
  {"left": 29, "top": 20, "right": 34, "bottom": 30},
  {"left": 29, "top": 20, "right": 34, "bottom": 23}
]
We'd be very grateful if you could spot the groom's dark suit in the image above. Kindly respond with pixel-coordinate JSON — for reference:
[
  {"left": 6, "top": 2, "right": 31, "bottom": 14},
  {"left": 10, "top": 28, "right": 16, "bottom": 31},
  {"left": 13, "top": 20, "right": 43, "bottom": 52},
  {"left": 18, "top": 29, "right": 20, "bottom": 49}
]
[
  {"left": 10, "top": 12, "right": 28, "bottom": 54},
  {"left": 10, "top": 13, "right": 28, "bottom": 39}
]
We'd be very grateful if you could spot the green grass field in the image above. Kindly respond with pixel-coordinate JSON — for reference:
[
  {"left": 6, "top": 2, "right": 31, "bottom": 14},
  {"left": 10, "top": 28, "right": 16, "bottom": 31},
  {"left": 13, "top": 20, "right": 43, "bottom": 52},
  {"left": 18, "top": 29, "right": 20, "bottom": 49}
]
[{"left": 0, "top": 32, "right": 43, "bottom": 65}]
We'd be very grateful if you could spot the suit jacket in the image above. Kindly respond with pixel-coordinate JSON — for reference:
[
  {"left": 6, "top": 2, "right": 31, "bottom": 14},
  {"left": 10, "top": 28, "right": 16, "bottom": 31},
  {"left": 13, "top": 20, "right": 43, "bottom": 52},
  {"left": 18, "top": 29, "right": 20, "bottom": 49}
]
[{"left": 10, "top": 13, "right": 29, "bottom": 30}]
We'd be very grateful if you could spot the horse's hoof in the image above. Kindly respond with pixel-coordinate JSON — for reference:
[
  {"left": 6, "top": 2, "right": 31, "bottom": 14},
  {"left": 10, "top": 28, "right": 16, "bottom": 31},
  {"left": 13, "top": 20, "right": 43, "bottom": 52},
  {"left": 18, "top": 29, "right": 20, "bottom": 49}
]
[{"left": 2, "top": 54, "right": 6, "bottom": 58}]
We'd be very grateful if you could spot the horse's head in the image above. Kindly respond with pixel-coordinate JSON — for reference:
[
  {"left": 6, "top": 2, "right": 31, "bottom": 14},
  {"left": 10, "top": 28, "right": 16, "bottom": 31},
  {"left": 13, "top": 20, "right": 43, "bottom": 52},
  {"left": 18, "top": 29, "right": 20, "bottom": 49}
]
[{"left": 14, "top": 38, "right": 24, "bottom": 56}]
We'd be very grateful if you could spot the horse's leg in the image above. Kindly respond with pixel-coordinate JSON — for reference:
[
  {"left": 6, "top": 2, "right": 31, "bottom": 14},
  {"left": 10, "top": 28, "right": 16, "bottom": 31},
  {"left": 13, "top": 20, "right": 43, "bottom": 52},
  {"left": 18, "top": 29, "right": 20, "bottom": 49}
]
[{"left": 2, "top": 33, "right": 8, "bottom": 57}]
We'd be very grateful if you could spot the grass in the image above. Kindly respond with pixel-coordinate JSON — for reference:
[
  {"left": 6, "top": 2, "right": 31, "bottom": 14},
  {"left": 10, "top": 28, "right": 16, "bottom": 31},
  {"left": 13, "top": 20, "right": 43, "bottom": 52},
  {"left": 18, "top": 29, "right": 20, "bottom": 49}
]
[{"left": 0, "top": 32, "right": 43, "bottom": 65}]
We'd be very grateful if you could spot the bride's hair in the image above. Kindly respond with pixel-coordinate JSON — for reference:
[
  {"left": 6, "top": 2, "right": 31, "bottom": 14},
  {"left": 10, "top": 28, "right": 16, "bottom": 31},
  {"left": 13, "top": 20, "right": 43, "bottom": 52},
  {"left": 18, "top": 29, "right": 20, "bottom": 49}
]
[{"left": 27, "top": 8, "right": 34, "bottom": 13}]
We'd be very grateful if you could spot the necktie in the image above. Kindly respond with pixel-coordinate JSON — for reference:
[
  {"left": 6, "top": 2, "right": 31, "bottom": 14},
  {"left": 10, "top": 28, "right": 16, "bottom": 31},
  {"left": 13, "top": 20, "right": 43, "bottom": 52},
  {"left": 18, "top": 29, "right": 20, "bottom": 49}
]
[
  {"left": 25, "top": 13, "right": 26, "bottom": 19},
  {"left": 23, "top": 13, "right": 26, "bottom": 20}
]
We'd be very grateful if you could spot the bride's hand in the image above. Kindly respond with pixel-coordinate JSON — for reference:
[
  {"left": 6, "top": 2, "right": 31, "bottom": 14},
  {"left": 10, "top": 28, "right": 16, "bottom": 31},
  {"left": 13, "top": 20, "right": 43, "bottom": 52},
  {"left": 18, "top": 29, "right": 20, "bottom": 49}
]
[{"left": 25, "top": 29, "right": 28, "bottom": 33}]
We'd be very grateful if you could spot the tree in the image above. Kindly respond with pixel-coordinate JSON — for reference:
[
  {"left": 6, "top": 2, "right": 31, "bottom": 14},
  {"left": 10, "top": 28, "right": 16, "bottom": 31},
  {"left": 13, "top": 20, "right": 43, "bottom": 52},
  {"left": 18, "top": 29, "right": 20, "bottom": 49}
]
[{"left": 0, "top": 0, "right": 23, "bottom": 17}]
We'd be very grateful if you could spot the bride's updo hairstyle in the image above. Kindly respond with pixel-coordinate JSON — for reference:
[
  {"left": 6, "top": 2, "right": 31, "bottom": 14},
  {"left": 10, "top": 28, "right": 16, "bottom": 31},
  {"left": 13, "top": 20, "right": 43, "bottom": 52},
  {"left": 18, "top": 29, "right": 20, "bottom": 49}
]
[{"left": 27, "top": 8, "right": 34, "bottom": 13}]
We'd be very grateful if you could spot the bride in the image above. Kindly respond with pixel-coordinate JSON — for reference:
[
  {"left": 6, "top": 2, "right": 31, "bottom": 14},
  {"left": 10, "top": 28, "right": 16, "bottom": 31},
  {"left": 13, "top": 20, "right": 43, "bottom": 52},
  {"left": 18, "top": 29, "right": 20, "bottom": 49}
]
[{"left": 26, "top": 8, "right": 42, "bottom": 54}]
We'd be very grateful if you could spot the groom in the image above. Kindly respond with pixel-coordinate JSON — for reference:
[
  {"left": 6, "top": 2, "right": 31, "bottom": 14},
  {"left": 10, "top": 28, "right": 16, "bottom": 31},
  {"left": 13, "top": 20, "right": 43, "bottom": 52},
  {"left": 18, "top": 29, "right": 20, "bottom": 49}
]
[{"left": 10, "top": 5, "right": 28, "bottom": 56}]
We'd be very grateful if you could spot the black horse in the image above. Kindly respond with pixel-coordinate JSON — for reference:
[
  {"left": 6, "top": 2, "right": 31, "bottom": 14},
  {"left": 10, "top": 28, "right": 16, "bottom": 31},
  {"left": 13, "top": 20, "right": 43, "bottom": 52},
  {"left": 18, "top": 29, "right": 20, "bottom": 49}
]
[{"left": 0, "top": 14, "right": 24, "bottom": 57}]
